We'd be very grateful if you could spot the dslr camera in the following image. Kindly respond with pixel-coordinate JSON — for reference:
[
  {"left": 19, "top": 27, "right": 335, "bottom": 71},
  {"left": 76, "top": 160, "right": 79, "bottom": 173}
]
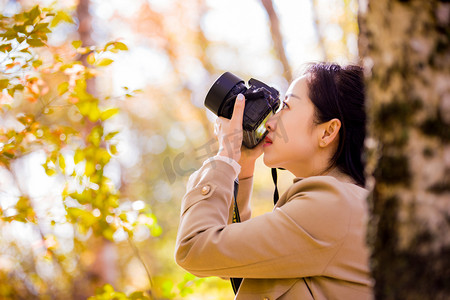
[{"left": 205, "top": 72, "right": 280, "bottom": 148}]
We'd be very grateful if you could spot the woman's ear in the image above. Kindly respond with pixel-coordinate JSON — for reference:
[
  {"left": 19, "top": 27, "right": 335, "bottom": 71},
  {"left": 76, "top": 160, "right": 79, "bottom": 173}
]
[{"left": 318, "top": 118, "right": 341, "bottom": 148}]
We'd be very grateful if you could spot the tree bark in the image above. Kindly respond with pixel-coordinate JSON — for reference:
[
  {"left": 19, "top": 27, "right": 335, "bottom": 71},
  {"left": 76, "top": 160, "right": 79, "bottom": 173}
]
[
  {"left": 311, "top": 0, "right": 328, "bottom": 60},
  {"left": 260, "top": 0, "right": 292, "bottom": 82},
  {"left": 74, "top": 0, "right": 118, "bottom": 297},
  {"left": 76, "top": 0, "right": 95, "bottom": 95},
  {"left": 359, "top": 0, "right": 450, "bottom": 299}
]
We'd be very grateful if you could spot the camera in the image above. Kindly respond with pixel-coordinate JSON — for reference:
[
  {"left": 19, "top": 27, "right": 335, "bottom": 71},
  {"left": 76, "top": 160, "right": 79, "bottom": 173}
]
[{"left": 205, "top": 72, "right": 280, "bottom": 148}]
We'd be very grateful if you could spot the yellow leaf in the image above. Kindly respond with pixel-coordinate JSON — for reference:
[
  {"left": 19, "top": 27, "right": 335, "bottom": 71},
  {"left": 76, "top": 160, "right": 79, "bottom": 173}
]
[
  {"left": 28, "top": 6, "right": 41, "bottom": 23},
  {"left": 58, "top": 154, "right": 66, "bottom": 171},
  {"left": 45, "top": 168, "right": 56, "bottom": 176},
  {"left": 96, "top": 58, "right": 113, "bottom": 67},
  {"left": 105, "top": 131, "right": 118, "bottom": 140},
  {"left": 74, "top": 149, "right": 84, "bottom": 164},
  {"left": 114, "top": 42, "right": 128, "bottom": 51},
  {"left": 0, "top": 79, "right": 9, "bottom": 90},
  {"left": 72, "top": 40, "right": 82, "bottom": 49},
  {"left": 57, "top": 82, "right": 69, "bottom": 95},
  {"left": 27, "top": 38, "right": 45, "bottom": 47},
  {"left": 109, "top": 144, "right": 117, "bottom": 155},
  {"left": 50, "top": 11, "right": 74, "bottom": 28},
  {"left": 85, "top": 161, "right": 95, "bottom": 176},
  {"left": 86, "top": 52, "right": 95, "bottom": 65},
  {"left": 87, "top": 106, "right": 100, "bottom": 122},
  {"left": 100, "top": 108, "right": 119, "bottom": 121},
  {"left": 32, "top": 59, "right": 42, "bottom": 68},
  {"left": 76, "top": 47, "right": 89, "bottom": 55}
]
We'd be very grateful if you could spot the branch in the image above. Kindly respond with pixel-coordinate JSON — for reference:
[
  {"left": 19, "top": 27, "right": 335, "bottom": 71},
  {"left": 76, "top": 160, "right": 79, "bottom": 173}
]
[{"left": 128, "top": 237, "right": 155, "bottom": 299}]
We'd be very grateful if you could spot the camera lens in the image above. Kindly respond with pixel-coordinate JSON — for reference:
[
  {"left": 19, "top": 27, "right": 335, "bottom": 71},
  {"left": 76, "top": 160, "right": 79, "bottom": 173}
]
[
  {"left": 205, "top": 72, "right": 279, "bottom": 148},
  {"left": 204, "top": 72, "right": 246, "bottom": 118}
]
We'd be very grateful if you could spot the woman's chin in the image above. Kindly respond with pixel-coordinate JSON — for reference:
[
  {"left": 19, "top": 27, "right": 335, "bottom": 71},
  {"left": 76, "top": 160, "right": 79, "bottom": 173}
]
[{"left": 262, "top": 154, "right": 276, "bottom": 168}]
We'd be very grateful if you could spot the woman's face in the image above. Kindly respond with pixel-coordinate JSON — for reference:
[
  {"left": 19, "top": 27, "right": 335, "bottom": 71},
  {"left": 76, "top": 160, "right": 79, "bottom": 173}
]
[{"left": 262, "top": 75, "right": 323, "bottom": 177}]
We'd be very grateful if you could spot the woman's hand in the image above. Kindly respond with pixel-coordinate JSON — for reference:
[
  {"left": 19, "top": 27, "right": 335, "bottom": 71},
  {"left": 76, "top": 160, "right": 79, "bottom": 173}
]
[
  {"left": 215, "top": 94, "right": 263, "bottom": 179},
  {"left": 238, "top": 142, "right": 263, "bottom": 179},
  {"left": 215, "top": 94, "right": 245, "bottom": 162}
]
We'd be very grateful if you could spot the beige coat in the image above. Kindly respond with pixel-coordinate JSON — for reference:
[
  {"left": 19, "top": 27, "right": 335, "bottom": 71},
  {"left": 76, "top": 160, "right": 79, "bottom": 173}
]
[{"left": 175, "top": 160, "right": 373, "bottom": 299}]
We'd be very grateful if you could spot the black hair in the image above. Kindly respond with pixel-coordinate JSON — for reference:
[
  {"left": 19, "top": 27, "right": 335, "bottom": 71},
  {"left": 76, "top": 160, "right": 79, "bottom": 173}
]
[{"left": 304, "top": 62, "right": 366, "bottom": 187}]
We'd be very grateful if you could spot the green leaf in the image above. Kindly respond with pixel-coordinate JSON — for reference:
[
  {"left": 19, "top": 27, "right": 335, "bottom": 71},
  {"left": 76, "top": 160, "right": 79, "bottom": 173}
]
[
  {"left": 17, "top": 114, "right": 33, "bottom": 125},
  {"left": 57, "top": 82, "right": 69, "bottom": 95},
  {"left": 150, "top": 224, "right": 162, "bottom": 237},
  {"left": 50, "top": 11, "right": 74, "bottom": 27},
  {"left": 72, "top": 40, "right": 82, "bottom": 49},
  {"left": 162, "top": 280, "right": 175, "bottom": 298},
  {"left": 27, "top": 38, "right": 45, "bottom": 47},
  {"left": 13, "top": 25, "right": 26, "bottom": 34},
  {"left": 100, "top": 108, "right": 119, "bottom": 121},
  {"left": 0, "top": 44, "right": 12, "bottom": 53},
  {"left": 13, "top": 84, "right": 24, "bottom": 91},
  {"left": 0, "top": 79, "right": 9, "bottom": 90},
  {"left": 7, "top": 88, "right": 14, "bottom": 97},
  {"left": 30, "top": 32, "right": 48, "bottom": 42},
  {"left": 35, "top": 23, "right": 51, "bottom": 33},
  {"left": 96, "top": 58, "right": 113, "bottom": 67},
  {"left": 29, "top": 6, "right": 41, "bottom": 23},
  {"left": 32, "top": 59, "right": 43, "bottom": 68}
]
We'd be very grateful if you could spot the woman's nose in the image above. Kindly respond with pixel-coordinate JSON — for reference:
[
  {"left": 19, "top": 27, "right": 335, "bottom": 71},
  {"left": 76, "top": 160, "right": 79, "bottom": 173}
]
[{"left": 265, "top": 114, "right": 276, "bottom": 131}]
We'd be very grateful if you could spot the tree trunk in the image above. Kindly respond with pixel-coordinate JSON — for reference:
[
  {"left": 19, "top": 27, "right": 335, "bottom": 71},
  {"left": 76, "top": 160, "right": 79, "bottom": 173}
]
[
  {"left": 76, "top": 0, "right": 95, "bottom": 95},
  {"left": 359, "top": 0, "right": 450, "bottom": 299},
  {"left": 260, "top": 0, "right": 292, "bottom": 82},
  {"left": 310, "top": 0, "right": 328, "bottom": 61},
  {"left": 74, "top": 0, "right": 118, "bottom": 297}
]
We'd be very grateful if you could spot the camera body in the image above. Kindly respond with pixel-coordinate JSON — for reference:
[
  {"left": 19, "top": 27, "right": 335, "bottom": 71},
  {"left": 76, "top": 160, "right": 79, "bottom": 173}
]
[{"left": 205, "top": 72, "right": 280, "bottom": 148}]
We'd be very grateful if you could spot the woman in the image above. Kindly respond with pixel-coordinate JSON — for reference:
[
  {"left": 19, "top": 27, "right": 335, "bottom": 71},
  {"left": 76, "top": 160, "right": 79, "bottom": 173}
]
[{"left": 175, "top": 63, "right": 373, "bottom": 299}]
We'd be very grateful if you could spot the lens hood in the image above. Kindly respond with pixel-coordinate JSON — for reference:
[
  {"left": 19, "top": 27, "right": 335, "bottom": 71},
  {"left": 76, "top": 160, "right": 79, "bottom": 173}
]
[{"left": 205, "top": 72, "right": 244, "bottom": 115}]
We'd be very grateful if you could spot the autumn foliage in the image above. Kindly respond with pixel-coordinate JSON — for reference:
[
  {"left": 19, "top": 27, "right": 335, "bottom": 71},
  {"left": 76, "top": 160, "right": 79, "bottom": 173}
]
[{"left": 0, "top": 5, "right": 157, "bottom": 299}]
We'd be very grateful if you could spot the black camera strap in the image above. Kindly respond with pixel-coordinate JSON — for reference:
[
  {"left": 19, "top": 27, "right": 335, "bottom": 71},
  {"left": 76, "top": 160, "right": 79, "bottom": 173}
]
[
  {"left": 230, "top": 168, "right": 279, "bottom": 294},
  {"left": 271, "top": 168, "right": 280, "bottom": 205},
  {"left": 230, "top": 178, "right": 242, "bottom": 294}
]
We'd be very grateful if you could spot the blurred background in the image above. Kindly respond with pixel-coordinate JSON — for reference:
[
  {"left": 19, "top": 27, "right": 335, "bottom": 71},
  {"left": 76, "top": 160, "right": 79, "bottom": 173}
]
[{"left": 0, "top": 0, "right": 359, "bottom": 298}]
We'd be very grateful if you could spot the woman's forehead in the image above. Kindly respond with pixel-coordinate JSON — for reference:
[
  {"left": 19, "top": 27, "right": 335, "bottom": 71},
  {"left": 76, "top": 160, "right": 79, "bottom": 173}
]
[{"left": 286, "top": 75, "right": 309, "bottom": 98}]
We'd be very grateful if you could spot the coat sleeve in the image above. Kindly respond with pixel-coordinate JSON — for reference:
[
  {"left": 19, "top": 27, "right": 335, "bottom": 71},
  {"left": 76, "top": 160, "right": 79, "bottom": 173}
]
[{"left": 175, "top": 160, "right": 352, "bottom": 279}]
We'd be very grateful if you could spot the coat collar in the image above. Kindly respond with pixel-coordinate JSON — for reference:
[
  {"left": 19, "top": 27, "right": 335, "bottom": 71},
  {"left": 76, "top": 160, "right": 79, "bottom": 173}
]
[
  {"left": 274, "top": 168, "right": 361, "bottom": 209},
  {"left": 292, "top": 167, "right": 356, "bottom": 185}
]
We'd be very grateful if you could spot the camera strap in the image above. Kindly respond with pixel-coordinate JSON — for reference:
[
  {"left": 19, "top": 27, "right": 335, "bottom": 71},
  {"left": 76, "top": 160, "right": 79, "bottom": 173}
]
[
  {"left": 229, "top": 166, "right": 280, "bottom": 294},
  {"left": 271, "top": 168, "right": 279, "bottom": 205},
  {"left": 230, "top": 178, "right": 243, "bottom": 294}
]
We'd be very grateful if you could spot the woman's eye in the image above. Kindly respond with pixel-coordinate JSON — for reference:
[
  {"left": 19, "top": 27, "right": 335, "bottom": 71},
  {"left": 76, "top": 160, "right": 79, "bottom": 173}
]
[{"left": 276, "top": 100, "right": 289, "bottom": 113}]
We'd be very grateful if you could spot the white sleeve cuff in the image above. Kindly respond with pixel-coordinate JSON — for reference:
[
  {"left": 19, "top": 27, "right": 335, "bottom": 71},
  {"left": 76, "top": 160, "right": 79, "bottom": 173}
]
[{"left": 203, "top": 155, "right": 241, "bottom": 178}]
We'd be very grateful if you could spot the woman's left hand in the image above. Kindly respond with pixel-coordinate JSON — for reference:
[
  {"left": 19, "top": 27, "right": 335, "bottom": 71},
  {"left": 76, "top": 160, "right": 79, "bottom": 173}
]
[{"left": 214, "top": 94, "right": 245, "bottom": 162}]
